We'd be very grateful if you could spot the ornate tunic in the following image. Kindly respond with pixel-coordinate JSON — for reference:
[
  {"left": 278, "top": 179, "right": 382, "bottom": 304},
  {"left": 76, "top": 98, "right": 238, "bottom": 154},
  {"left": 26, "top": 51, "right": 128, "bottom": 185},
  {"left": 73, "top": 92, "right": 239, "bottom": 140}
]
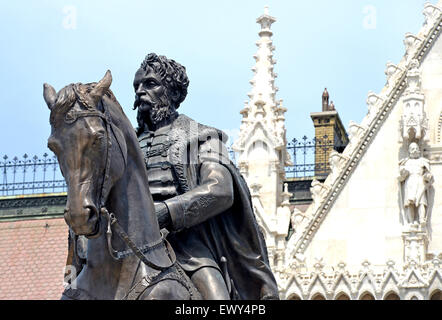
[
  {"left": 138, "top": 125, "right": 178, "bottom": 203},
  {"left": 138, "top": 124, "right": 220, "bottom": 272},
  {"left": 138, "top": 114, "right": 279, "bottom": 299}
]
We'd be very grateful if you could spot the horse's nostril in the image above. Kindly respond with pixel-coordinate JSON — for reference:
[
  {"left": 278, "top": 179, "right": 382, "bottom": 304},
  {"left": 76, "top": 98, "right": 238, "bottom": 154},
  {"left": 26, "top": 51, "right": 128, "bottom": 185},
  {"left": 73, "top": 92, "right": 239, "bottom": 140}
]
[
  {"left": 63, "top": 208, "right": 70, "bottom": 219},
  {"left": 84, "top": 206, "right": 98, "bottom": 222},
  {"left": 63, "top": 208, "right": 71, "bottom": 225}
]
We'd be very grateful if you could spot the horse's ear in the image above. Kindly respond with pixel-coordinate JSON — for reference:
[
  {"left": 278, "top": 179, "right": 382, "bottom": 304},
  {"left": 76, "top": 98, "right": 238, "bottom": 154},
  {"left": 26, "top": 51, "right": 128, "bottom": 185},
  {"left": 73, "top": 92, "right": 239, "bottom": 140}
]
[
  {"left": 89, "top": 70, "right": 112, "bottom": 107},
  {"left": 43, "top": 83, "right": 57, "bottom": 109}
]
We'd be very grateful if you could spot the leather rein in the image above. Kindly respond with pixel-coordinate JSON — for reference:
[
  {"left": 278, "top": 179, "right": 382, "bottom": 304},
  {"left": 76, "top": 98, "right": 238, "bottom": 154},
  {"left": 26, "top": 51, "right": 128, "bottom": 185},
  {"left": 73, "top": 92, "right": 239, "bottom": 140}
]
[{"left": 67, "top": 89, "right": 176, "bottom": 271}]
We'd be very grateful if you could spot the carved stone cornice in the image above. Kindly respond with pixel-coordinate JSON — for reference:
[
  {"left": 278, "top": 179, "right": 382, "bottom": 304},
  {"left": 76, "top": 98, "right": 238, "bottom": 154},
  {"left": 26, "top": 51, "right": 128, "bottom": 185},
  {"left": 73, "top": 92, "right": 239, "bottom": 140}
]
[
  {"left": 278, "top": 258, "right": 442, "bottom": 300},
  {"left": 0, "top": 193, "right": 66, "bottom": 221}
]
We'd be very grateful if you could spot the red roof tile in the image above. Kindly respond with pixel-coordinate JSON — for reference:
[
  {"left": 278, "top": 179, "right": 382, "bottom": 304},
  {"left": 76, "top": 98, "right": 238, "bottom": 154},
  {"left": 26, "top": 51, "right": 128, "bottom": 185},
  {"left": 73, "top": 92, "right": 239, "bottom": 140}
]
[{"left": 0, "top": 218, "right": 68, "bottom": 300}]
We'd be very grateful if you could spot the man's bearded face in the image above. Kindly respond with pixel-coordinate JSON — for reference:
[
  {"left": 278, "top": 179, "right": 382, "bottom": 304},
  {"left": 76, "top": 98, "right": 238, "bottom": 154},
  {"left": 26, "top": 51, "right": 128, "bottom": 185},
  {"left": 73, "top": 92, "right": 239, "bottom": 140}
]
[
  {"left": 133, "top": 67, "right": 174, "bottom": 125},
  {"left": 409, "top": 143, "right": 420, "bottom": 159}
]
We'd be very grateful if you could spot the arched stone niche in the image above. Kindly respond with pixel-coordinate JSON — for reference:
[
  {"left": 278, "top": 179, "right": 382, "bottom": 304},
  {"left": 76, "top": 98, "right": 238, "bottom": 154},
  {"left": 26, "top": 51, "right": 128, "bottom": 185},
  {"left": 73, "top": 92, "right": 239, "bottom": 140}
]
[
  {"left": 430, "top": 290, "right": 442, "bottom": 300},
  {"left": 335, "top": 292, "right": 351, "bottom": 300},
  {"left": 287, "top": 293, "right": 302, "bottom": 300},
  {"left": 383, "top": 292, "right": 400, "bottom": 300},
  {"left": 311, "top": 293, "right": 326, "bottom": 300},
  {"left": 359, "top": 292, "right": 375, "bottom": 300}
]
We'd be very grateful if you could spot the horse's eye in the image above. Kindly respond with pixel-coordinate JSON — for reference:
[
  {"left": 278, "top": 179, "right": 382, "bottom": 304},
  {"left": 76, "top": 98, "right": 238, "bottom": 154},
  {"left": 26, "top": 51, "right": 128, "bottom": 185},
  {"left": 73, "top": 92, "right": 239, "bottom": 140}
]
[{"left": 92, "top": 133, "right": 105, "bottom": 145}]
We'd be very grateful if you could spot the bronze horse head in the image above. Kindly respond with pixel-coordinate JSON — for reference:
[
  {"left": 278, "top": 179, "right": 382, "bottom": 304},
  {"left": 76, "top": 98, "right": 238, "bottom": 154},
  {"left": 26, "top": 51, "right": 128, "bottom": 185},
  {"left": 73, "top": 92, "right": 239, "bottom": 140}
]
[{"left": 43, "top": 71, "right": 126, "bottom": 238}]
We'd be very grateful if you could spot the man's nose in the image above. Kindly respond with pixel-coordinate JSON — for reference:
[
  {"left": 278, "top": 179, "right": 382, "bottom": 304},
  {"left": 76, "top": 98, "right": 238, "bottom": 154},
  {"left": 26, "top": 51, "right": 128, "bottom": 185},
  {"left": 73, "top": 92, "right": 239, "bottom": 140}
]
[{"left": 135, "top": 83, "right": 144, "bottom": 95}]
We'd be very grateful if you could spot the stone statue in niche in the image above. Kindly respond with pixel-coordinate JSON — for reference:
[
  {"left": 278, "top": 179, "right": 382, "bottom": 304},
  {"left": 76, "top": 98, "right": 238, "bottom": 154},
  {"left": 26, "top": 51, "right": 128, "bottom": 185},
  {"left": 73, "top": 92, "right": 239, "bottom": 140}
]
[{"left": 398, "top": 142, "right": 434, "bottom": 228}]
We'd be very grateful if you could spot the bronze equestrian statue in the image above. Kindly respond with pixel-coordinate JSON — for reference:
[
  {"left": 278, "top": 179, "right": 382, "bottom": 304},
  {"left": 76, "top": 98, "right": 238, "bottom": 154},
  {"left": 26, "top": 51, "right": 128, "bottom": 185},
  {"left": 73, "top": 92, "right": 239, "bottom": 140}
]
[
  {"left": 43, "top": 71, "right": 200, "bottom": 299},
  {"left": 44, "top": 54, "right": 279, "bottom": 300},
  {"left": 134, "top": 53, "right": 278, "bottom": 300}
]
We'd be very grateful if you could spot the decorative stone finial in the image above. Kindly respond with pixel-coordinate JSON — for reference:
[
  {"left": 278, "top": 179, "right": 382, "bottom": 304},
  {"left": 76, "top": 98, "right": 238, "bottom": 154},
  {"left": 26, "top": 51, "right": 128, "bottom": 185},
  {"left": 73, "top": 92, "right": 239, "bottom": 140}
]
[
  {"left": 404, "top": 33, "right": 423, "bottom": 59},
  {"left": 322, "top": 88, "right": 329, "bottom": 111},
  {"left": 250, "top": 181, "right": 262, "bottom": 196},
  {"left": 385, "top": 61, "right": 402, "bottom": 87},
  {"left": 385, "top": 61, "right": 399, "bottom": 77},
  {"left": 366, "top": 91, "right": 383, "bottom": 116},
  {"left": 257, "top": 6, "right": 276, "bottom": 33},
  {"left": 281, "top": 183, "right": 292, "bottom": 206},
  {"left": 423, "top": 2, "right": 442, "bottom": 34}
]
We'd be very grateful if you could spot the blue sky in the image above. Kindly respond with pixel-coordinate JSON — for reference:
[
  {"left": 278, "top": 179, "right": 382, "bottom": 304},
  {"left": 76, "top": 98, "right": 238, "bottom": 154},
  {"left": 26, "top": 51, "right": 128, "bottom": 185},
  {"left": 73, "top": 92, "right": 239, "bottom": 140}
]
[{"left": 0, "top": 0, "right": 431, "bottom": 157}]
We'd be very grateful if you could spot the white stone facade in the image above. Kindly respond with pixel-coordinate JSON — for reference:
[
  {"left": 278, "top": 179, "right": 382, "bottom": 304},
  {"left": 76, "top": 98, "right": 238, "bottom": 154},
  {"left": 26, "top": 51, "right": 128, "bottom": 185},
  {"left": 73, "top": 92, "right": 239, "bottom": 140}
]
[{"left": 236, "top": 3, "right": 442, "bottom": 300}]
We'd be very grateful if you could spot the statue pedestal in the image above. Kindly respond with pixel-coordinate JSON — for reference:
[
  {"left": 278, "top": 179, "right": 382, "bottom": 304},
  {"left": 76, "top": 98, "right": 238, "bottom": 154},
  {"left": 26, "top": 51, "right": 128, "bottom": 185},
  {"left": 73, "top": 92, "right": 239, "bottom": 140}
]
[{"left": 402, "top": 227, "right": 428, "bottom": 266}]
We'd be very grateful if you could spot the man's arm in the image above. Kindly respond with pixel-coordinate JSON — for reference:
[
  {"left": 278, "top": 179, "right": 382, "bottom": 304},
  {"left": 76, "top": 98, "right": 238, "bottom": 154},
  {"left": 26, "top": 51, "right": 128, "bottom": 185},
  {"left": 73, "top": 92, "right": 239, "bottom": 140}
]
[
  {"left": 155, "top": 134, "right": 234, "bottom": 231},
  {"left": 163, "top": 161, "right": 234, "bottom": 231},
  {"left": 398, "top": 160, "right": 409, "bottom": 182}
]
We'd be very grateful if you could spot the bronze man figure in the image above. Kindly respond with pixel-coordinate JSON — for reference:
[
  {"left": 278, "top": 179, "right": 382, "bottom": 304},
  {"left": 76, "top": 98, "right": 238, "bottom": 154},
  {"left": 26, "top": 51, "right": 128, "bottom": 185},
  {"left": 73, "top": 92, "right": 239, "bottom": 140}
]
[{"left": 134, "top": 53, "right": 279, "bottom": 300}]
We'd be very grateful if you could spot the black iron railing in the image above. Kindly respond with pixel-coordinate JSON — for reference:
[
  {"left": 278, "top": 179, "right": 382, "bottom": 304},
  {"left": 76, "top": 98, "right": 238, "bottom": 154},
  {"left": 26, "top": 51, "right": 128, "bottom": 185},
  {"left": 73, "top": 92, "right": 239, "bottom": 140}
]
[
  {"left": 0, "top": 153, "right": 66, "bottom": 196},
  {"left": 1, "top": 136, "right": 333, "bottom": 196},
  {"left": 0, "top": 149, "right": 238, "bottom": 197},
  {"left": 285, "top": 135, "right": 334, "bottom": 178}
]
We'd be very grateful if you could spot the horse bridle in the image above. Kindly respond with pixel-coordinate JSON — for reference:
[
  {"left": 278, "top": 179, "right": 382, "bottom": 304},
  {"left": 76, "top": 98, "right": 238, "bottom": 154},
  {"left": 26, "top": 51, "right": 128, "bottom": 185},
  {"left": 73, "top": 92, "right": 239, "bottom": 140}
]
[{"left": 68, "top": 88, "right": 176, "bottom": 271}]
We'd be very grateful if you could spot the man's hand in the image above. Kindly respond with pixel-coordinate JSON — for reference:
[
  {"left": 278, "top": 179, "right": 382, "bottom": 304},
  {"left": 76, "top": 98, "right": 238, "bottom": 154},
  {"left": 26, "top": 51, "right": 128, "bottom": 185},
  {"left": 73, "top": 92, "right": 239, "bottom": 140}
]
[
  {"left": 424, "top": 172, "right": 434, "bottom": 184},
  {"left": 399, "top": 167, "right": 409, "bottom": 180}
]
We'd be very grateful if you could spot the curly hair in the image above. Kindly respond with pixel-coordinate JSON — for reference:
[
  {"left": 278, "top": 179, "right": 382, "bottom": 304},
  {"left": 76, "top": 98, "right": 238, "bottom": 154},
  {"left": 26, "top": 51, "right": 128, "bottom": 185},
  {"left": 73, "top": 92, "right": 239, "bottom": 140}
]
[{"left": 139, "top": 53, "right": 189, "bottom": 108}]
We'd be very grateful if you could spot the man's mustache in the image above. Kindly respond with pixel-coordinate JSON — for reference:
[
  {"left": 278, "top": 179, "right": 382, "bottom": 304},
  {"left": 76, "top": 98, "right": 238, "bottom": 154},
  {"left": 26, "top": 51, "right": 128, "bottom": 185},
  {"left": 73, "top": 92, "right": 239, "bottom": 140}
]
[
  {"left": 133, "top": 97, "right": 141, "bottom": 110},
  {"left": 133, "top": 93, "right": 161, "bottom": 110},
  {"left": 134, "top": 93, "right": 170, "bottom": 110},
  {"left": 133, "top": 96, "right": 150, "bottom": 110}
]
